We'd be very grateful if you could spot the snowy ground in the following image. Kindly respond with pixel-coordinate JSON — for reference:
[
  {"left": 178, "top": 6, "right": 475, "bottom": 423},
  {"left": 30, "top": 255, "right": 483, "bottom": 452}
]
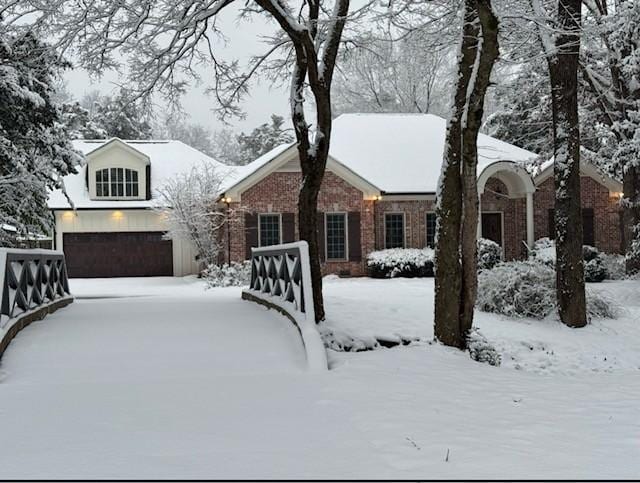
[{"left": 0, "top": 276, "right": 638, "bottom": 479}]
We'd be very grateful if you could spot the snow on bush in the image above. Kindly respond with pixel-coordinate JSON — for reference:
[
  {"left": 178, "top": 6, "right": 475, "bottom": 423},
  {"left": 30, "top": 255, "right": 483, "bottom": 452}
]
[
  {"left": 203, "top": 261, "right": 252, "bottom": 288},
  {"left": 586, "top": 289, "right": 621, "bottom": 319},
  {"left": 467, "top": 328, "right": 501, "bottom": 366},
  {"left": 477, "top": 260, "right": 619, "bottom": 321},
  {"left": 530, "top": 237, "right": 556, "bottom": 266},
  {"left": 477, "top": 238, "right": 502, "bottom": 271},
  {"left": 583, "top": 245, "right": 607, "bottom": 283},
  {"left": 477, "top": 261, "right": 556, "bottom": 319},
  {"left": 367, "top": 248, "right": 434, "bottom": 278},
  {"left": 601, "top": 253, "right": 626, "bottom": 280}
]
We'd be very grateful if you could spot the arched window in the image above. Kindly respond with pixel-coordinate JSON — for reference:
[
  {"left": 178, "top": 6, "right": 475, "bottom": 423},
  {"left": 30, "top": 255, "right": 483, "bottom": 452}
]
[{"left": 96, "top": 168, "right": 139, "bottom": 197}]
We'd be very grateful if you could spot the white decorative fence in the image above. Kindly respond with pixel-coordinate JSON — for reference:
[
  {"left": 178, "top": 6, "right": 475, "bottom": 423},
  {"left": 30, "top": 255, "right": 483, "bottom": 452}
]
[
  {"left": 0, "top": 248, "right": 73, "bottom": 358},
  {"left": 242, "top": 241, "right": 327, "bottom": 371}
]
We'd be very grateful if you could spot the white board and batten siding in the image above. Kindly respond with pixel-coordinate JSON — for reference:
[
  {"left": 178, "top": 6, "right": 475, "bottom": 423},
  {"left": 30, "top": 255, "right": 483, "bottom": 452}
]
[{"left": 55, "top": 209, "right": 199, "bottom": 276}]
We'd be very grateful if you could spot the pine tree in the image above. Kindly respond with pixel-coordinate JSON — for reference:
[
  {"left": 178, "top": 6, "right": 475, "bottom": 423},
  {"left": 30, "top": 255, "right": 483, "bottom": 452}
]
[{"left": 0, "top": 31, "right": 78, "bottom": 245}]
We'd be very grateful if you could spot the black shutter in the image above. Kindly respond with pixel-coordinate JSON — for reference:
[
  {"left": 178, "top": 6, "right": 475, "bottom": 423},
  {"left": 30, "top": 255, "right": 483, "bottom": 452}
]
[
  {"left": 317, "top": 211, "right": 325, "bottom": 262},
  {"left": 582, "top": 208, "right": 595, "bottom": 246},
  {"left": 145, "top": 165, "right": 152, "bottom": 200},
  {"left": 245, "top": 212, "right": 258, "bottom": 259},
  {"left": 348, "top": 211, "right": 362, "bottom": 261},
  {"left": 85, "top": 166, "right": 89, "bottom": 190},
  {"left": 548, "top": 209, "right": 555, "bottom": 239},
  {"left": 282, "top": 213, "right": 295, "bottom": 243}
]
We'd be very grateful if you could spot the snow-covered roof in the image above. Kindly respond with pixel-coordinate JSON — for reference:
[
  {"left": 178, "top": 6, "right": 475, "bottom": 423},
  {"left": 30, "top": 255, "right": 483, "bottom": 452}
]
[
  {"left": 221, "top": 113, "right": 538, "bottom": 196},
  {"left": 49, "top": 139, "right": 235, "bottom": 209},
  {"left": 330, "top": 113, "right": 538, "bottom": 193}
]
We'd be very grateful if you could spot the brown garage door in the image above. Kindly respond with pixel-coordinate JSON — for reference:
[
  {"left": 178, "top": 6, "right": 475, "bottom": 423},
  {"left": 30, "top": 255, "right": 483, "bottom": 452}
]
[{"left": 63, "top": 232, "right": 173, "bottom": 278}]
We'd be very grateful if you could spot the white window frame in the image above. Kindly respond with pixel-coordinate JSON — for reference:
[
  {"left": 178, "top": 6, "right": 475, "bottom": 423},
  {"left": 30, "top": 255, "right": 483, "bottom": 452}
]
[
  {"left": 258, "top": 213, "right": 282, "bottom": 247},
  {"left": 95, "top": 167, "right": 140, "bottom": 199},
  {"left": 325, "top": 212, "right": 349, "bottom": 261},
  {"left": 384, "top": 212, "right": 406, "bottom": 249}
]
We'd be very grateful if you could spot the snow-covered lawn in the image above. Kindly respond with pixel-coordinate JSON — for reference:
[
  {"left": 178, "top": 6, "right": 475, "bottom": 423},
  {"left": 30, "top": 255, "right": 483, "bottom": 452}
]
[
  {"left": 323, "top": 276, "right": 640, "bottom": 374},
  {"left": 0, "top": 276, "right": 638, "bottom": 479}
]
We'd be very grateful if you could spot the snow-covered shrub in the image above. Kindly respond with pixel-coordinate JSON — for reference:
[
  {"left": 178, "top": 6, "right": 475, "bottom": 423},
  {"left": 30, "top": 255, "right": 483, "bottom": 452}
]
[
  {"left": 530, "top": 237, "right": 556, "bottom": 266},
  {"left": 477, "top": 238, "right": 502, "bottom": 271},
  {"left": 583, "top": 245, "right": 607, "bottom": 283},
  {"left": 203, "top": 261, "right": 251, "bottom": 288},
  {"left": 586, "top": 289, "right": 621, "bottom": 319},
  {"left": 601, "top": 253, "right": 626, "bottom": 280},
  {"left": 477, "top": 260, "right": 619, "bottom": 320},
  {"left": 467, "top": 328, "right": 501, "bottom": 366},
  {"left": 477, "top": 261, "right": 556, "bottom": 319},
  {"left": 366, "top": 248, "right": 435, "bottom": 278}
]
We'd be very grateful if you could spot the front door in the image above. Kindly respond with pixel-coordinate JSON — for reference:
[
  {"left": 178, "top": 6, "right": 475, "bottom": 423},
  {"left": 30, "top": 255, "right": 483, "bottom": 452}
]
[{"left": 481, "top": 213, "right": 503, "bottom": 248}]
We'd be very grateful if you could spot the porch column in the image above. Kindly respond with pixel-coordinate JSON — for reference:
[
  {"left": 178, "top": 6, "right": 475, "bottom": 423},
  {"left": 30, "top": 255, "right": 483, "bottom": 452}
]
[
  {"left": 526, "top": 192, "right": 534, "bottom": 248},
  {"left": 477, "top": 197, "right": 483, "bottom": 239}
]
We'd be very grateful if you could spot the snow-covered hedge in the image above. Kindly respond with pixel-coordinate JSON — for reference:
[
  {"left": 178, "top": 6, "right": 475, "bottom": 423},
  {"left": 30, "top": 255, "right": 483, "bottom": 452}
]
[
  {"left": 477, "top": 238, "right": 502, "bottom": 271},
  {"left": 367, "top": 248, "right": 435, "bottom": 278},
  {"left": 477, "top": 260, "right": 619, "bottom": 320},
  {"left": 203, "top": 261, "right": 252, "bottom": 288}
]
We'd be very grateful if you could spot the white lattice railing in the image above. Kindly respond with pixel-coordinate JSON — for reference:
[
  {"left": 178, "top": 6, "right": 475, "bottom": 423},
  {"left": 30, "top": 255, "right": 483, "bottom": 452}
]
[
  {"left": 0, "top": 248, "right": 73, "bottom": 356},
  {"left": 242, "top": 241, "right": 327, "bottom": 371}
]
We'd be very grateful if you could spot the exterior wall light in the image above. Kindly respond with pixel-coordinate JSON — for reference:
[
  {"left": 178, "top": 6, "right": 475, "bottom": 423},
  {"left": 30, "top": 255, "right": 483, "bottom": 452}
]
[{"left": 111, "top": 210, "right": 124, "bottom": 220}]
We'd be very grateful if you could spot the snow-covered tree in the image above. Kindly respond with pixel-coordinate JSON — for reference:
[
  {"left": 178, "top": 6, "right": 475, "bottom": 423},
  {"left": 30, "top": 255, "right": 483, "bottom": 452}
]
[
  {"left": 157, "top": 118, "right": 218, "bottom": 158},
  {"left": 0, "top": 31, "right": 78, "bottom": 245},
  {"left": 434, "top": 0, "right": 500, "bottom": 349},
  {"left": 209, "top": 115, "right": 294, "bottom": 165},
  {"left": 154, "top": 163, "right": 228, "bottom": 270},
  {"left": 579, "top": 0, "right": 640, "bottom": 273},
  {"left": 60, "top": 101, "right": 108, "bottom": 140},
  {"left": 8, "top": 0, "right": 359, "bottom": 322},
  {"left": 93, "top": 90, "right": 153, "bottom": 140},
  {"left": 333, "top": 31, "right": 453, "bottom": 117},
  {"left": 530, "top": 0, "right": 587, "bottom": 328},
  {"left": 235, "top": 115, "right": 293, "bottom": 164},
  {"left": 210, "top": 128, "right": 247, "bottom": 166}
]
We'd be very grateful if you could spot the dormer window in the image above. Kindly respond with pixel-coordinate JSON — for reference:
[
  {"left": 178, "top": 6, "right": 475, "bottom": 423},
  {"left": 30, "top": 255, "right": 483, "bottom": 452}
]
[{"left": 96, "top": 168, "right": 139, "bottom": 198}]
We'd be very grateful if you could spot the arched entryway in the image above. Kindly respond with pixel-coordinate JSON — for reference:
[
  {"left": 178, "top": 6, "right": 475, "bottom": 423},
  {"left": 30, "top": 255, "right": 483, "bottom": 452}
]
[{"left": 477, "top": 161, "right": 535, "bottom": 260}]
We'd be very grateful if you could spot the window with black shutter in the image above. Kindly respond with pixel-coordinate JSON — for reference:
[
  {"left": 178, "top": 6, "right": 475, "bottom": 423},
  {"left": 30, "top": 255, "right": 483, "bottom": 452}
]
[
  {"left": 325, "top": 213, "right": 347, "bottom": 260},
  {"left": 425, "top": 212, "right": 437, "bottom": 248},
  {"left": 259, "top": 214, "right": 281, "bottom": 246}
]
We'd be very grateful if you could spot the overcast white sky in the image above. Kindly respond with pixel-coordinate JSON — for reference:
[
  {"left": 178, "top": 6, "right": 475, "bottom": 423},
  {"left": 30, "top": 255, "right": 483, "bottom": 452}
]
[{"left": 63, "top": 7, "right": 290, "bottom": 134}]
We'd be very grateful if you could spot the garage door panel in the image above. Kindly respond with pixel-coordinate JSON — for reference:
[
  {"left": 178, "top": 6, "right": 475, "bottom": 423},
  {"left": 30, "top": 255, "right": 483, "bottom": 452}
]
[{"left": 63, "top": 232, "right": 173, "bottom": 278}]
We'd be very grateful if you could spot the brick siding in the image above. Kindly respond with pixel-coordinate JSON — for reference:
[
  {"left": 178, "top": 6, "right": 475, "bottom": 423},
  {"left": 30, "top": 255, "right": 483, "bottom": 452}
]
[
  {"left": 223, "top": 168, "right": 623, "bottom": 278},
  {"left": 225, "top": 171, "right": 374, "bottom": 276},
  {"left": 534, "top": 176, "right": 623, "bottom": 253}
]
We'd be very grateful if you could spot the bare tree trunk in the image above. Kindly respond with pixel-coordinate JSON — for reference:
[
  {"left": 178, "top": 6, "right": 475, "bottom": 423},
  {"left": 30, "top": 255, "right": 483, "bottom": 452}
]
[
  {"left": 434, "top": 0, "right": 499, "bottom": 349},
  {"left": 547, "top": 0, "right": 586, "bottom": 328}
]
